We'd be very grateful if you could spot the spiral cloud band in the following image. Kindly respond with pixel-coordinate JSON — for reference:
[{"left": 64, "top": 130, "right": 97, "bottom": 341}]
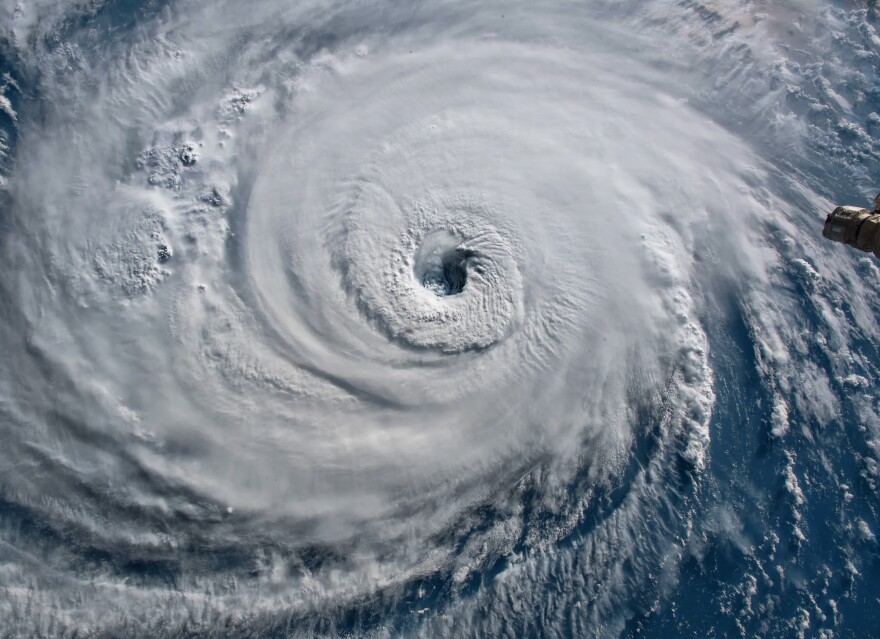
[
  {"left": 2, "top": 0, "right": 880, "bottom": 636},
  {"left": 242, "top": 37, "right": 721, "bottom": 525}
]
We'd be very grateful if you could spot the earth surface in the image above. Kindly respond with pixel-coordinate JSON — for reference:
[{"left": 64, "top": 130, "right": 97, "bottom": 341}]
[{"left": 0, "top": 1, "right": 879, "bottom": 637}]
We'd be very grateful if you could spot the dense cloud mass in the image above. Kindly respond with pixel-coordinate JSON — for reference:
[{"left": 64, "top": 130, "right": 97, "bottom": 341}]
[{"left": 1, "top": 0, "right": 880, "bottom": 637}]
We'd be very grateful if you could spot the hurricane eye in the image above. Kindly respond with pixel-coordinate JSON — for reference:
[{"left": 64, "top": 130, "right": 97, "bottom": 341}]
[
  {"left": 420, "top": 246, "right": 474, "bottom": 296},
  {"left": 412, "top": 230, "right": 478, "bottom": 299}
]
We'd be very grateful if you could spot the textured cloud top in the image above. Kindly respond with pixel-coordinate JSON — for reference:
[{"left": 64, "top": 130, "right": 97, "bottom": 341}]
[{"left": 1, "top": 1, "right": 880, "bottom": 637}]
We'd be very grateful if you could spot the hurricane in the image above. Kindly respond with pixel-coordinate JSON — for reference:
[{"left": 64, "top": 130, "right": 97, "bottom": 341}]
[{"left": 1, "top": 1, "right": 879, "bottom": 637}]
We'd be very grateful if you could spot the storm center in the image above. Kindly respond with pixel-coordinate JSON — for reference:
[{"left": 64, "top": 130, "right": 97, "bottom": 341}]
[{"left": 414, "top": 231, "right": 475, "bottom": 297}]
